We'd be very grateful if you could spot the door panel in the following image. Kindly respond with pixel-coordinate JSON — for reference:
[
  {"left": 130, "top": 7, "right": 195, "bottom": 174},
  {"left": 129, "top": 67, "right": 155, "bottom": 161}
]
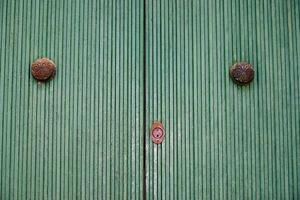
[
  {"left": 146, "top": 0, "right": 300, "bottom": 199},
  {"left": 1, "top": 0, "right": 300, "bottom": 199},
  {"left": 0, "top": 0, "right": 144, "bottom": 199}
]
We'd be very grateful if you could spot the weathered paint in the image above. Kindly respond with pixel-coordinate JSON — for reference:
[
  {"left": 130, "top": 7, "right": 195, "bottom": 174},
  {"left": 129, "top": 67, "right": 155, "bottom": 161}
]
[
  {"left": 0, "top": 0, "right": 144, "bottom": 199},
  {"left": 146, "top": 0, "right": 300, "bottom": 199},
  {"left": 1, "top": 0, "right": 300, "bottom": 199}
]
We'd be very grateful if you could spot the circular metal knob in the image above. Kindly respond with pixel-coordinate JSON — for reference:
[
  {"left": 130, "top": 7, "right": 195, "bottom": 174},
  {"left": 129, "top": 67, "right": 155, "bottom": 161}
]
[
  {"left": 230, "top": 62, "right": 254, "bottom": 85},
  {"left": 31, "top": 57, "right": 56, "bottom": 82}
]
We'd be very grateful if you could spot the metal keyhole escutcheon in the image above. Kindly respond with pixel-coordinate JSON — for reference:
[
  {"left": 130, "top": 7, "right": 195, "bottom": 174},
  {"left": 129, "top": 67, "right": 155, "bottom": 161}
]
[{"left": 151, "top": 121, "right": 165, "bottom": 145}]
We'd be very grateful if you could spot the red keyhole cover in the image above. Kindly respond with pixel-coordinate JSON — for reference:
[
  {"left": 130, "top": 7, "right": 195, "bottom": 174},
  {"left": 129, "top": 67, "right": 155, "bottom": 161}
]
[{"left": 151, "top": 121, "right": 165, "bottom": 144}]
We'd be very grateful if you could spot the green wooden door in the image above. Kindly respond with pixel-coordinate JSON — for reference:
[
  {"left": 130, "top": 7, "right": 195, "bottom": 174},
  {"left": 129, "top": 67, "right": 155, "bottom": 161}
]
[
  {"left": 1, "top": 0, "right": 300, "bottom": 200},
  {"left": 146, "top": 0, "right": 300, "bottom": 199},
  {"left": 0, "top": 0, "right": 144, "bottom": 199}
]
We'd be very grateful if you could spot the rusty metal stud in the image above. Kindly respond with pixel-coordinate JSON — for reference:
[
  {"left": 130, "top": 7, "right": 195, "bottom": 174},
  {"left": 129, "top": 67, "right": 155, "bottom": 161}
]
[
  {"left": 151, "top": 121, "right": 165, "bottom": 145},
  {"left": 230, "top": 62, "right": 254, "bottom": 85},
  {"left": 31, "top": 57, "right": 56, "bottom": 81}
]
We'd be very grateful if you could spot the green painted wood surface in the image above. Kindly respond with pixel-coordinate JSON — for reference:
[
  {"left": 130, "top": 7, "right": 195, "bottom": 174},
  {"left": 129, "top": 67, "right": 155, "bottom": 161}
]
[
  {"left": 1, "top": 0, "right": 300, "bottom": 199},
  {"left": 0, "top": 0, "right": 144, "bottom": 199},
  {"left": 146, "top": 0, "right": 300, "bottom": 199}
]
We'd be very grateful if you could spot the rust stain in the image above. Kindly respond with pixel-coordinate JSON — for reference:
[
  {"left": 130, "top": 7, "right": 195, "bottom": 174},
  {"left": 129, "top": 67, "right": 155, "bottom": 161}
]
[
  {"left": 151, "top": 121, "right": 165, "bottom": 145},
  {"left": 31, "top": 57, "right": 56, "bottom": 82}
]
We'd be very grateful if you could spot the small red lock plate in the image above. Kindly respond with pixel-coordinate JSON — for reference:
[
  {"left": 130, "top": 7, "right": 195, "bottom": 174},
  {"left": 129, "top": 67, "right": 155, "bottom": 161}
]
[{"left": 151, "top": 121, "right": 165, "bottom": 144}]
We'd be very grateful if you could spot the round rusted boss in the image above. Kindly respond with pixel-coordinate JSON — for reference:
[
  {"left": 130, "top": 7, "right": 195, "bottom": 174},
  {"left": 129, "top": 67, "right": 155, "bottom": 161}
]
[
  {"left": 31, "top": 57, "right": 56, "bottom": 81},
  {"left": 230, "top": 62, "right": 254, "bottom": 85},
  {"left": 151, "top": 121, "right": 165, "bottom": 145}
]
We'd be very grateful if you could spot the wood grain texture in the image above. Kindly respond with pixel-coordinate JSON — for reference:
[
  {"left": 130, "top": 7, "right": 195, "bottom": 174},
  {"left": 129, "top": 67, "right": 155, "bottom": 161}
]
[
  {"left": 0, "top": 0, "right": 144, "bottom": 199},
  {"left": 1, "top": 0, "right": 300, "bottom": 199},
  {"left": 146, "top": 0, "right": 300, "bottom": 199}
]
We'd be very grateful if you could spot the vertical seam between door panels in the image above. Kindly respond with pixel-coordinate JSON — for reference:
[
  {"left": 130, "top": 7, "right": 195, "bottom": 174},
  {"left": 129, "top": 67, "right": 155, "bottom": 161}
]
[{"left": 142, "top": 0, "right": 147, "bottom": 200}]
